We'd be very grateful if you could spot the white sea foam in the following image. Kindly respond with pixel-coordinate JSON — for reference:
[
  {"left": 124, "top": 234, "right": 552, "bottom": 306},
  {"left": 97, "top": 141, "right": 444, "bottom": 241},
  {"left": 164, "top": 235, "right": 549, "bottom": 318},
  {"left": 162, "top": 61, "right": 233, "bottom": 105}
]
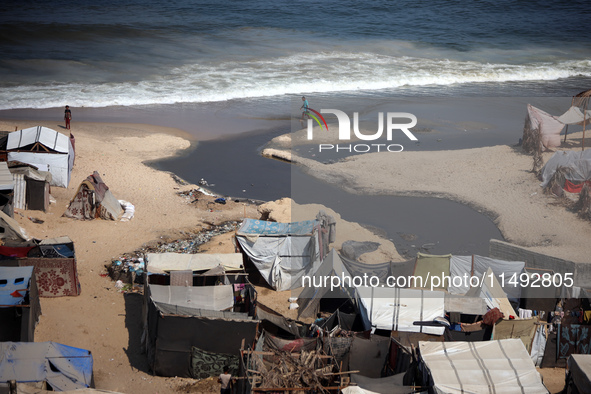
[{"left": 0, "top": 52, "right": 589, "bottom": 109}]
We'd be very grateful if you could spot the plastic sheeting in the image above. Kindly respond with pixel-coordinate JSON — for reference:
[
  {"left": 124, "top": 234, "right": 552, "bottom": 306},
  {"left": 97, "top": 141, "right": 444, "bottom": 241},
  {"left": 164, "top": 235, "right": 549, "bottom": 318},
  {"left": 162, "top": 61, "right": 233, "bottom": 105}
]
[
  {"left": 525, "top": 104, "right": 564, "bottom": 150},
  {"left": 237, "top": 230, "right": 320, "bottom": 291},
  {"left": 0, "top": 341, "right": 93, "bottom": 391},
  {"left": 419, "top": 339, "right": 548, "bottom": 394},
  {"left": 567, "top": 354, "right": 591, "bottom": 394},
  {"left": 146, "top": 253, "right": 244, "bottom": 274},
  {"left": 0, "top": 266, "right": 33, "bottom": 306},
  {"left": 7, "top": 152, "right": 72, "bottom": 188},
  {"left": 149, "top": 284, "right": 234, "bottom": 311},
  {"left": 558, "top": 106, "right": 591, "bottom": 126},
  {"left": 357, "top": 287, "right": 445, "bottom": 335},
  {"left": 540, "top": 150, "right": 591, "bottom": 187}
]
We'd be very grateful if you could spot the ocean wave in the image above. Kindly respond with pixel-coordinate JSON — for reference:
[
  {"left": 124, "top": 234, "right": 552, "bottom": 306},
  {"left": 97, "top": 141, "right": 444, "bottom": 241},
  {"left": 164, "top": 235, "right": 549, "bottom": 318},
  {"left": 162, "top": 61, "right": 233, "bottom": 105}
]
[{"left": 0, "top": 53, "right": 590, "bottom": 109}]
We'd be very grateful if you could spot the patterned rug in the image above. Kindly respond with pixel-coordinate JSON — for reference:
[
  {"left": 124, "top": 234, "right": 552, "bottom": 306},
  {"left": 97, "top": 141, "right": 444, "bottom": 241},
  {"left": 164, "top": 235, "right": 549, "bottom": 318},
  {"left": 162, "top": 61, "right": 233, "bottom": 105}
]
[{"left": 18, "top": 258, "right": 81, "bottom": 297}]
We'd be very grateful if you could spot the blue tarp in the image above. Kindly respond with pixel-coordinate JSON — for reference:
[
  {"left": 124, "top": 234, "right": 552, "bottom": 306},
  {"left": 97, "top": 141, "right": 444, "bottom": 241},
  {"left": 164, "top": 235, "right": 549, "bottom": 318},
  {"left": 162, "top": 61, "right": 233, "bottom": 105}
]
[
  {"left": 0, "top": 266, "right": 33, "bottom": 307},
  {"left": 0, "top": 341, "right": 93, "bottom": 391},
  {"left": 237, "top": 219, "right": 318, "bottom": 236}
]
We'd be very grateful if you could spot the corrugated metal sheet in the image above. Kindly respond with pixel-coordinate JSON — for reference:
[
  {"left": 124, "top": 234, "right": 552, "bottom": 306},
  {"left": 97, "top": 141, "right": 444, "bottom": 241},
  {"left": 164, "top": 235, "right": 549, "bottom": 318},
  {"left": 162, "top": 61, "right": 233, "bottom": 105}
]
[
  {"left": 0, "top": 162, "right": 14, "bottom": 191},
  {"left": 12, "top": 173, "right": 26, "bottom": 210}
]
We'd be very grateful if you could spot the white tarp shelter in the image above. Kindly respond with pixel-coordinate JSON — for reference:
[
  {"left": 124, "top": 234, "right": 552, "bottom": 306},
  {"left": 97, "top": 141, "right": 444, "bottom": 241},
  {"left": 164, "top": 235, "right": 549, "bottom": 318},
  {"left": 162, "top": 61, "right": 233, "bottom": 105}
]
[
  {"left": 357, "top": 287, "right": 446, "bottom": 335},
  {"left": 146, "top": 253, "right": 244, "bottom": 274},
  {"left": 236, "top": 219, "right": 321, "bottom": 291},
  {"left": 448, "top": 255, "right": 525, "bottom": 301},
  {"left": 465, "top": 267, "right": 518, "bottom": 319},
  {"left": 419, "top": 339, "right": 548, "bottom": 394},
  {"left": 6, "top": 127, "right": 75, "bottom": 188},
  {"left": 540, "top": 150, "right": 591, "bottom": 187}
]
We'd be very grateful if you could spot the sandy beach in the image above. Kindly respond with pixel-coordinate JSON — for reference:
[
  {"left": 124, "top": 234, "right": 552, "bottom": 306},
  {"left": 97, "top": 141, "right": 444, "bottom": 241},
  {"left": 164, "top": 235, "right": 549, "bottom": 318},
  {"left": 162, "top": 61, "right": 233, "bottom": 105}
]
[
  {"left": 265, "top": 126, "right": 591, "bottom": 264},
  {"left": 0, "top": 117, "right": 414, "bottom": 393}
]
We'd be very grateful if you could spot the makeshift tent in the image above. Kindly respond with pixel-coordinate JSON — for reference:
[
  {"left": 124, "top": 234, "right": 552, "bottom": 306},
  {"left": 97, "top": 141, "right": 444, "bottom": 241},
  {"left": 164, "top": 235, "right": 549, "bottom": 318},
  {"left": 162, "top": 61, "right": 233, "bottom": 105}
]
[
  {"left": 0, "top": 341, "right": 93, "bottom": 392},
  {"left": 0, "top": 266, "right": 41, "bottom": 342},
  {"left": 419, "top": 339, "right": 548, "bottom": 393},
  {"left": 0, "top": 210, "right": 30, "bottom": 241},
  {"left": 540, "top": 150, "right": 591, "bottom": 190},
  {"left": 523, "top": 104, "right": 564, "bottom": 151},
  {"left": 6, "top": 127, "right": 75, "bottom": 188},
  {"left": 559, "top": 89, "right": 591, "bottom": 149},
  {"left": 0, "top": 162, "right": 14, "bottom": 217},
  {"left": 256, "top": 302, "right": 307, "bottom": 338},
  {"left": 297, "top": 249, "right": 359, "bottom": 320},
  {"left": 9, "top": 164, "right": 52, "bottom": 212},
  {"left": 348, "top": 336, "right": 391, "bottom": 378},
  {"left": 413, "top": 253, "right": 451, "bottom": 291},
  {"left": 63, "top": 172, "right": 123, "bottom": 220},
  {"left": 357, "top": 287, "right": 446, "bottom": 335},
  {"left": 143, "top": 281, "right": 258, "bottom": 378},
  {"left": 0, "top": 237, "right": 81, "bottom": 297},
  {"left": 343, "top": 374, "right": 415, "bottom": 394},
  {"left": 449, "top": 255, "right": 525, "bottom": 301},
  {"left": 236, "top": 218, "right": 323, "bottom": 291},
  {"left": 566, "top": 354, "right": 591, "bottom": 394},
  {"left": 465, "top": 267, "right": 518, "bottom": 319}
]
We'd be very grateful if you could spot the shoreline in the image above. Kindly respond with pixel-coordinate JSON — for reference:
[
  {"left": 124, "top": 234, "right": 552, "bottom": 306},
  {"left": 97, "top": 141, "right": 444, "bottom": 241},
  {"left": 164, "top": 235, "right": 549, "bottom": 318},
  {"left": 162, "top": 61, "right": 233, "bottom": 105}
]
[
  {"left": 265, "top": 128, "right": 591, "bottom": 263},
  {"left": 0, "top": 115, "right": 407, "bottom": 392}
]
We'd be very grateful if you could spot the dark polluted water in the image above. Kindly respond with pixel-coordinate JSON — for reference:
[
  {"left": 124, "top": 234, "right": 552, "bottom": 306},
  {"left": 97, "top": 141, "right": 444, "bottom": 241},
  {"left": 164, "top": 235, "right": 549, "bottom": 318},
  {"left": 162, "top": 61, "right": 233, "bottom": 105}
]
[{"left": 151, "top": 126, "right": 503, "bottom": 258}]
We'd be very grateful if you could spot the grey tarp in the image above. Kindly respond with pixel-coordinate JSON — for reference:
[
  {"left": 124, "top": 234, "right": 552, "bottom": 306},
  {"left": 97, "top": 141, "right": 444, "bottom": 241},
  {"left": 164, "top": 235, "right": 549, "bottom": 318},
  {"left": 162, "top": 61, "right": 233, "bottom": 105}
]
[
  {"left": 296, "top": 249, "right": 359, "bottom": 319},
  {"left": 540, "top": 150, "right": 591, "bottom": 187},
  {"left": 449, "top": 255, "right": 525, "bottom": 301},
  {"left": 344, "top": 374, "right": 415, "bottom": 394},
  {"left": 419, "top": 339, "right": 548, "bottom": 394},
  {"left": 0, "top": 342, "right": 93, "bottom": 391},
  {"left": 348, "top": 336, "right": 390, "bottom": 378},
  {"left": 567, "top": 354, "right": 591, "bottom": 394},
  {"left": 143, "top": 282, "right": 258, "bottom": 378},
  {"left": 236, "top": 218, "right": 321, "bottom": 291}
]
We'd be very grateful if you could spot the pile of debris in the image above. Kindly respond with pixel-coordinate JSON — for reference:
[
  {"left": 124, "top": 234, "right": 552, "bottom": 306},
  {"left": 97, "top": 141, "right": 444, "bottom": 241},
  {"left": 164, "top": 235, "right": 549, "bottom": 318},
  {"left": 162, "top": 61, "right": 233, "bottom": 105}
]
[
  {"left": 252, "top": 349, "right": 337, "bottom": 392},
  {"left": 146, "top": 221, "right": 240, "bottom": 253},
  {"left": 105, "top": 221, "right": 241, "bottom": 283}
]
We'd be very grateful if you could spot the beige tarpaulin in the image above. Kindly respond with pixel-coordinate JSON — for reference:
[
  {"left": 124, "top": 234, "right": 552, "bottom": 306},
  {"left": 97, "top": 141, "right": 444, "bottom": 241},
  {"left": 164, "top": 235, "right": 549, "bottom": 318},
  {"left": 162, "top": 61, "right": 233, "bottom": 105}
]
[{"left": 526, "top": 104, "right": 564, "bottom": 150}]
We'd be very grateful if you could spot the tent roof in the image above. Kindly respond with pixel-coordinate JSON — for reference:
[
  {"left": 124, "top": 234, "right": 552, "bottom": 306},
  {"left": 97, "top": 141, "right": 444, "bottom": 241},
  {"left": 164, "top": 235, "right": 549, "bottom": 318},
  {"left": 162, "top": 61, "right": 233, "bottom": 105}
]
[
  {"left": 149, "top": 283, "right": 234, "bottom": 312},
  {"left": 0, "top": 341, "right": 93, "bottom": 391},
  {"left": 419, "top": 339, "right": 548, "bottom": 393},
  {"left": 0, "top": 210, "right": 30, "bottom": 241},
  {"left": 357, "top": 287, "right": 446, "bottom": 335},
  {"left": 0, "top": 162, "right": 14, "bottom": 191},
  {"left": 146, "top": 253, "right": 244, "bottom": 274},
  {"left": 236, "top": 218, "right": 318, "bottom": 236},
  {"left": 7, "top": 126, "right": 71, "bottom": 154},
  {"left": 568, "top": 354, "right": 591, "bottom": 393}
]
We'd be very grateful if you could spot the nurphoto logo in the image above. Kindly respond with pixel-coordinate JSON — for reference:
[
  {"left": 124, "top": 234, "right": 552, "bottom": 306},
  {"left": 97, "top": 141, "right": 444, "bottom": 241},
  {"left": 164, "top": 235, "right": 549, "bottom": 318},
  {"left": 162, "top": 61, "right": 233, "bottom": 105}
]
[{"left": 306, "top": 109, "right": 419, "bottom": 153}]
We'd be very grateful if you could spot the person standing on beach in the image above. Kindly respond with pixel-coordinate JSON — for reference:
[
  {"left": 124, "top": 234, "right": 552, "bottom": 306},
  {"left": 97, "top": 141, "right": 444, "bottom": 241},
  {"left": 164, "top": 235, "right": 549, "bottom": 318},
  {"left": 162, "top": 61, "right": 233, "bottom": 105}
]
[
  {"left": 64, "top": 105, "right": 72, "bottom": 130},
  {"left": 300, "top": 96, "right": 310, "bottom": 121},
  {"left": 218, "top": 366, "right": 234, "bottom": 394}
]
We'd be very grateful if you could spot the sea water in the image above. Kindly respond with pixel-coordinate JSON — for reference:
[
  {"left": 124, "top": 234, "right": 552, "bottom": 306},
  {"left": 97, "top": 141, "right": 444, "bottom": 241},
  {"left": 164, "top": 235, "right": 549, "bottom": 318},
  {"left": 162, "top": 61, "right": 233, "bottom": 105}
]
[{"left": 1, "top": 0, "right": 590, "bottom": 255}]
